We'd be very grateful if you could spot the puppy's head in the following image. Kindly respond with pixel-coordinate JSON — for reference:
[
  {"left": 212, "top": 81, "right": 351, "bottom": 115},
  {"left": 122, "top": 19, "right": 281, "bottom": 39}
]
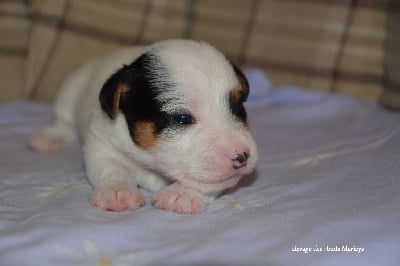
[{"left": 100, "top": 40, "right": 258, "bottom": 194}]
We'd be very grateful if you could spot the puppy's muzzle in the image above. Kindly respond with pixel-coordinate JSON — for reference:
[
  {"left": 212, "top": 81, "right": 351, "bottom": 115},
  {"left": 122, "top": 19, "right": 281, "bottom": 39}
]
[{"left": 232, "top": 150, "right": 250, "bottom": 170}]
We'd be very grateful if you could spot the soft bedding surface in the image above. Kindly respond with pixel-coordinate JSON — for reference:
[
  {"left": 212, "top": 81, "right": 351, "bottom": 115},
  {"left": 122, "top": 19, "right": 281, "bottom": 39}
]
[{"left": 1, "top": 71, "right": 399, "bottom": 266}]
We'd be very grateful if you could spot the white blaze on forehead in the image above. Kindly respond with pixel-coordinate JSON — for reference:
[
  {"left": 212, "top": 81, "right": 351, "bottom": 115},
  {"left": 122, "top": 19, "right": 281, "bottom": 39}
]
[{"left": 149, "top": 40, "right": 237, "bottom": 113}]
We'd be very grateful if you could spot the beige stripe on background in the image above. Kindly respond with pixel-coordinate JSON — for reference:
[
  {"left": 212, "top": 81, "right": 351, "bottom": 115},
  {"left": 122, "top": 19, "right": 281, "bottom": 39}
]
[
  {"left": 0, "top": 0, "right": 30, "bottom": 102},
  {"left": 142, "top": 0, "right": 188, "bottom": 42},
  {"left": 191, "top": 0, "right": 254, "bottom": 58},
  {"left": 246, "top": 0, "right": 350, "bottom": 91},
  {"left": 336, "top": 6, "right": 386, "bottom": 101},
  {"left": 66, "top": 0, "right": 148, "bottom": 41},
  {"left": 0, "top": 0, "right": 393, "bottom": 104}
]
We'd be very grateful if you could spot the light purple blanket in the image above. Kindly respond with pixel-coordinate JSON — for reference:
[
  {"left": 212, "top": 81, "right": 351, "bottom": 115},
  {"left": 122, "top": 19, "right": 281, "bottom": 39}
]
[{"left": 1, "top": 71, "right": 399, "bottom": 265}]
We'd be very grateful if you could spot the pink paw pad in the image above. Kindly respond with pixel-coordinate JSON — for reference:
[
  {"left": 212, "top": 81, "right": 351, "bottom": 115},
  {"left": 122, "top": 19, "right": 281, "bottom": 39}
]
[
  {"left": 28, "top": 135, "right": 63, "bottom": 153},
  {"left": 91, "top": 186, "right": 144, "bottom": 212},
  {"left": 152, "top": 183, "right": 204, "bottom": 214}
]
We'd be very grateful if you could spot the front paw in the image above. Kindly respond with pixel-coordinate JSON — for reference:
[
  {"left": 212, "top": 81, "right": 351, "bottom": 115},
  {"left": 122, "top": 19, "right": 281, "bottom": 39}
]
[
  {"left": 28, "top": 134, "right": 63, "bottom": 153},
  {"left": 91, "top": 185, "right": 144, "bottom": 212},
  {"left": 152, "top": 183, "right": 205, "bottom": 214}
]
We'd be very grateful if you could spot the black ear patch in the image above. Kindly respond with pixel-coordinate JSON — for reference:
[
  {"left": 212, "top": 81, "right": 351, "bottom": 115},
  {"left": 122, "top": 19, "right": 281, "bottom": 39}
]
[
  {"left": 99, "top": 52, "right": 175, "bottom": 150},
  {"left": 99, "top": 66, "right": 132, "bottom": 119},
  {"left": 231, "top": 62, "right": 249, "bottom": 100},
  {"left": 229, "top": 62, "right": 249, "bottom": 123}
]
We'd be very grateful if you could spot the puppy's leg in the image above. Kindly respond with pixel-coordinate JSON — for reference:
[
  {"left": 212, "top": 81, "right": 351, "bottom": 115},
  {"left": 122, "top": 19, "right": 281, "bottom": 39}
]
[
  {"left": 152, "top": 183, "right": 205, "bottom": 214},
  {"left": 87, "top": 160, "right": 145, "bottom": 212},
  {"left": 84, "top": 140, "right": 144, "bottom": 212},
  {"left": 135, "top": 167, "right": 169, "bottom": 193},
  {"left": 91, "top": 183, "right": 144, "bottom": 212},
  {"left": 28, "top": 65, "right": 90, "bottom": 153},
  {"left": 28, "top": 119, "right": 77, "bottom": 153}
]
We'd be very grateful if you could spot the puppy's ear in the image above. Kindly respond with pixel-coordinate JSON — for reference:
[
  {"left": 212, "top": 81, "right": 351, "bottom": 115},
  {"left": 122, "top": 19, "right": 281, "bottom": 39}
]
[
  {"left": 99, "top": 67, "right": 132, "bottom": 119},
  {"left": 230, "top": 62, "right": 249, "bottom": 100}
]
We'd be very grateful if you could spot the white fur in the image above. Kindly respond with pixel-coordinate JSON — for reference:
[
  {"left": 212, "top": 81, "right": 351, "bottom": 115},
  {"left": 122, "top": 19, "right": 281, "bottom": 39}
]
[{"left": 29, "top": 40, "right": 258, "bottom": 214}]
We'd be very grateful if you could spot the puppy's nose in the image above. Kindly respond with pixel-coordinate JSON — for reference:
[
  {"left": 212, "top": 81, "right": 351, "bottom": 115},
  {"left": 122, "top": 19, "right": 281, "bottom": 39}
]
[{"left": 232, "top": 150, "right": 250, "bottom": 170}]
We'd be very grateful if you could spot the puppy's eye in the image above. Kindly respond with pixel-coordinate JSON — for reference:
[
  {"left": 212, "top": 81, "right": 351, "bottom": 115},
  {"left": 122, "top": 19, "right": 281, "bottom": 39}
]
[{"left": 173, "top": 114, "right": 194, "bottom": 125}]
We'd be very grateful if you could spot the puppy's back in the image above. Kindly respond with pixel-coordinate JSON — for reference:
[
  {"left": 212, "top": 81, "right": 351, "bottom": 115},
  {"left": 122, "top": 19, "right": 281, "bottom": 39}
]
[{"left": 28, "top": 46, "right": 145, "bottom": 152}]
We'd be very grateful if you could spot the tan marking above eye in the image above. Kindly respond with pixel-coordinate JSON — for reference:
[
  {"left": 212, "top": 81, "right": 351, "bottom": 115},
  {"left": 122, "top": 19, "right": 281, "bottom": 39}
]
[{"left": 132, "top": 121, "right": 158, "bottom": 150}]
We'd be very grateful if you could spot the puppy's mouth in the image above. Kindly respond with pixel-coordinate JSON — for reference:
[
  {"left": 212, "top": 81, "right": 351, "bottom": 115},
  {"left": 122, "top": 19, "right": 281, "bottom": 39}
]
[
  {"left": 196, "top": 174, "right": 240, "bottom": 185},
  {"left": 179, "top": 173, "right": 243, "bottom": 194}
]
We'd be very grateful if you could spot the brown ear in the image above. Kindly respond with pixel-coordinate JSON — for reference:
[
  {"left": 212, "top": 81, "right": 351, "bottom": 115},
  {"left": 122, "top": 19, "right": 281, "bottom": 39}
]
[
  {"left": 99, "top": 68, "right": 131, "bottom": 119},
  {"left": 230, "top": 62, "right": 249, "bottom": 100}
]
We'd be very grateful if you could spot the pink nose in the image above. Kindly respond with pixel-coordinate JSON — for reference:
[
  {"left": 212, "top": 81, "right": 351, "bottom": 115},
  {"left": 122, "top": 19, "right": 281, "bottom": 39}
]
[{"left": 231, "top": 149, "right": 250, "bottom": 170}]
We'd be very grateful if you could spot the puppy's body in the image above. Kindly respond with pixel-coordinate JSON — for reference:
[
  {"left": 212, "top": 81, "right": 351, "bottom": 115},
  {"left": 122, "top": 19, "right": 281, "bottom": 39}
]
[{"left": 29, "top": 40, "right": 257, "bottom": 214}]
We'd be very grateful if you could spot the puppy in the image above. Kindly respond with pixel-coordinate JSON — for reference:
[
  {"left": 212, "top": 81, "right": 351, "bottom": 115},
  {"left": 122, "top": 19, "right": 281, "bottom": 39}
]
[{"left": 29, "top": 39, "right": 258, "bottom": 214}]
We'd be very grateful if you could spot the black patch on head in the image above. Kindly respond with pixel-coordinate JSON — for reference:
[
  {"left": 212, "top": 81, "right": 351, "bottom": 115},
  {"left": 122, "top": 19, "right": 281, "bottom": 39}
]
[
  {"left": 99, "top": 52, "right": 180, "bottom": 146},
  {"left": 229, "top": 91, "right": 248, "bottom": 123}
]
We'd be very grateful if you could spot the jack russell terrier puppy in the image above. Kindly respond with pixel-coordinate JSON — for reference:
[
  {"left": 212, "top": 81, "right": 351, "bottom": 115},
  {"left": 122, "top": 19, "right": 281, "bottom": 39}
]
[{"left": 29, "top": 39, "right": 258, "bottom": 214}]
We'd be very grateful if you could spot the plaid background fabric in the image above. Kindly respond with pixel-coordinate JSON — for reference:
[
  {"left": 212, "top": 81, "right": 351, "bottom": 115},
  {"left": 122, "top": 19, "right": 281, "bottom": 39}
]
[{"left": 0, "top": 0, "right": 398, "bottom": 109}]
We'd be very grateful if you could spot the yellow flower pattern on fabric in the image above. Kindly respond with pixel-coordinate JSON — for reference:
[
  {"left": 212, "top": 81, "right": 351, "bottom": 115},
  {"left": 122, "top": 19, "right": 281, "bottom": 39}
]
[
  {"left": 292, "top": 152, "right": 336, "bottom": 167},
  {"left": 55, "top": 240, "right": 148, "bottom": 266},
  {"left": 208, "top": 194, "right": 266, "bottom": 211},
  {"left": 37, "top": 180, "right": 90, "bottom": 198}
]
